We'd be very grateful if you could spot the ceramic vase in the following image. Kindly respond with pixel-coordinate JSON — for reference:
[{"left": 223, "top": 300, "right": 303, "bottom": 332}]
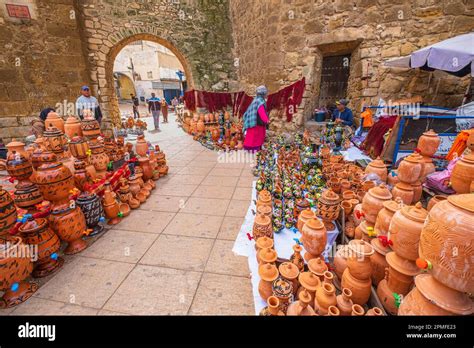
[{"left": 76, "top": 192, "right": 104, "bottom": 237}]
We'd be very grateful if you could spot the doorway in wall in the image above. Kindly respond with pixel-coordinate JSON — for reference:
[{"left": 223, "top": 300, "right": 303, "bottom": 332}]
[{"left": 318, "top": 54, "right": 351, "bottom": 108}]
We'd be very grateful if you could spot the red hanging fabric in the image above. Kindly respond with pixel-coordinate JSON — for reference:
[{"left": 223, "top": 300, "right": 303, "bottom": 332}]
[{"left": 184, "top": 90, "right": 196, "bottom": 111}]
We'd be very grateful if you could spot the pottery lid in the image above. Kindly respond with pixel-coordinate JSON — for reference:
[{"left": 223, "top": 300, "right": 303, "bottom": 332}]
[
  {"left": 258, "top": 263, "right": 279, "bottom": 282},
  {"left": 19, "top": 218, "right": 48, "bottom": 233},
  {"left": 298, "top": 271, "right": 321, "bottom": 291},
  {"left": 255, "top": 213, "right": 271, "bottom": 225},
  {"left": 400, "top": 202, "right": 428, "bottom": 223},
  {"left": 258, "top": 247, "right": 278, "bottom": 263},
  {"left": 369, "top": 184, "right": 392, "bottom": 200},
  {"left": 382, "top": 198, "right": 404, "bottom": 213},
  {"left": 422, "top": 129, "right": 438, "bottom": 138},
  {"left": 256, "top": 236, "right": 273, "bottom": 249},
  {"left": 65, "top": 115, "right": 80, "bottom": 124},
  {"left": 404, "top": 154, "right": 422, "bottom": 164},
  {"left": 257, "top": 205, "right": 272, "bottom": 215},
  {"left": 278, "top": 262, "right": 299, "bottom": 280},
  {"left": 414, "top": 274, "right": 473, "bottom": 315},
  {"left": 320, "top": 189, "right": 341, "bottom": 203},
  {"left": 307, "top": 257, "right": 328, "bottom": 275},
  {"left": 386, "top": 251, "right": 419, "bottom": 276},
  {"left": 299, "top": 208, "right": 315, "bottom": 220},
  {"left": 368, "top": 156, "right": 386, "bottom": 169},
  {"left": 271, "top": 277, "right": 293, "bottom": 298},
  {"left": 298, "top": 289, "right": 312, "bottom": 305},
  {"left": 371, "top": 237, "right": 391, "bottom": 255},
  {"left": 348, "top": 239, "right": 374, "bottom": 256},
  {"left": 6, "top": 139, "right": 25, "bottom": 148},
  {"left": 448, "top": 194, "right": 474, "bottom": 213},
  {"left": 304, "top": 217, "right": 325, "bottom": 231}
]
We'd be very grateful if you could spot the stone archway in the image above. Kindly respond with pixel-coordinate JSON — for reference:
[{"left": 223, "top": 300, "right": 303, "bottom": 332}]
[{"left": 100, "top": 33, "right": 195, "bottom": 128}]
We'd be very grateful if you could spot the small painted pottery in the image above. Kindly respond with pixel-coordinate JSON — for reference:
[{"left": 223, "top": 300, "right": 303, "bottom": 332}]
[
  {"left": 6, "top": 151, "right": 33, "bottom": 182},
  {"left": 252, "top": 213, "right": 272, "bottom": 240},
  {"left": 0, "top": 187, "right": 17, "bottom": 237},
  {"left": 272, "top": 277, "right": 293, "bottom": 313},
  {"left": 316, "top": 189, "right": 341, "bottom": 230},
  {"left": 293, "top": 198, "right": 310, "bottom": 220},
  {"left": 289, "top": 244, "right": 304, "bottom": 271},
  {"left": 49, "top": 204, "right": 88, "bottom": 255},
  {"left": 80, "top": 115, "right": 101, "bottom": 141},
  {"left": 64, "top": 115, "right": 83, "bottom": 138},
  {"left": 76, "top": 192, "right": 104, "bottom": 237},
  {"left": 13, "top": 182, "right": 43, "bottom": 213},
  {"left": 68, "top": 136, "right": 89, "bottom": 159},
  {"left": 279, "top": 262, "right": 300, "bottom": 295},
  {"left": 43, "top": 126, "right": 66, "bottom": 157},
  {"left": 6, "top": 139, "right": 28, "bottom": 159}
]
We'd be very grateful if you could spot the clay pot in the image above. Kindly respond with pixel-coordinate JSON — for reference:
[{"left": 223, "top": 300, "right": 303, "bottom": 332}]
[
  {"left": 279, "top": 262, "right": 300, "bottom": 295},
  {"left": 397, "top": 154, "right": 422, "bottom": 184},
  {"left": 389, "top": 202, "right": 428, "bottom": 261},
  {"left": 129, "top": 197, "right": 140, "bottom": 209},
  {"left": 33, "top": 161, "right": 74, "bottom": 207},
  {"left": 272, "top": 277, "right": 293, "bottom": 313},
  {"left": 340, "top": 200, "right": 352, "bottom": 217},
  {"left": 72, "top": 159, "right": 89, "bottom": 191},
  {"left": 398, "top": 274, "right": 473, "bottom": 316},
  {"left": 136, "top": 191, "right": 147, "bottom": 203},
  {"left": 361, "top": 184, "right": 392, "bottom": 225},
  {"left": 355, "top": 220, "right": 375, "bottom": 243},
  {"left": 361, "top": 180, "right": 376, "bottom": 192},
  {"left": 81, "top": 116, "right": 101, "bottom": 141},
  {"left": 6, "top": 139, "right": 28, "bottom": 159},
  {"left": 252, "top": 213, "right": 272, "bottom": 240},
  {"left": 138, "top": 158, "right": 153, "bottom": 181},
  {"left": 451, "top": 153, "right": 474, "bottom": 194},
  {"left": 333, "top": 245, "right": 350, "bottom": 280},
  {"left": 259, "top": 296, "right": 284, "bottom": 316},
  {"left": 297, "top": 271, "right": 320, "bottom": 307},
  {"left": 307, "top": 257, "right": 328, "bottom": 280},
  {"left": 258, "top": 263, "right": 279, "bottom": 301},
  {"left": 18, "top": 218, "right": 63, "bottom": 278},
  {"left": 301, "top": 217, "right": 327, "bottom": 260},
  {"left": 12, "top": 182, "right": 42, "bottom": 214},
  {"left": 128, "top": 175, "right": 141, "bottom": 197},
  {"left": 102, "top": 182, "right": 121, "bottom": 225},
  {"left": 0, "top": 236, "right": 38, "bottom": 308},
  {"left": 317, "top": 189, "right": 341, "bottom": 230},
  {"left": 328, "top": 177, "right": 341, "bottom": 193},
  {"left": 64, "top": 116, "right": 83, "bottom": 138},
  {"left": 257, "top": 204, "right": 272, "bottom": 218},
  {"left": 417, "top": 129, "right": 440, "bottom": 157},
  {"left": 293, "top": 198, "right": 310, "bottom": 220},
  {"left": 426, "top": 195, "right": 447, "bottom": 212},
  {"left": 370, "top": 238, "right": 390, "bottom": 286},
  {"left": 287, "top": 289, "right": 316, "bottom": 316},
  {"left": 69, "top": 137, "right": 89, "bottom": 159},
  {"left": 45, "top": 111, "right": 65, "bottom": 132},
  {"left": 211, "top": 128, "right": 220, "bottom": 141},
  {"left": 351, "top": 304, "right": 365, "bottom": 316},
  {"left": 289, "top": 244, "right": 304, "bottom": 272},
  {"left": 366, "top": 307, "right": 384, "bottom": 316},
  {"left": 258, "top": 247, "right": 278, "bottom": 265},
  {"left": 76, "top": 192, "right": 104, "bottom": 237},
  {"left": 365, "top": 157, "right": 387, "bottom": 182},
  {"left": 0, "top": 188, "right": 17, "bottom": 237},
  {"left": 346, "top": 239, "right": 374, "bottom": 280},
  {"left": 256, "top": 190, "right": 272, "bottom": 209},
  {"left": 297, "top": 208, "right": 315, "bottom": 232},
  {"left": 43, "top": 126, "right": 66, "bottom": 157},
  {"left": 418, "top": 194, "right": 474, "bottom": 293},
  {"left": 336, "top": 288, "right": 353, "bottom": 316},
  {"left": 391, "top": 182, "right": 414, "bottom": 205},
  {"left": 314, "top": 282, "right": 337, "bottom": 315},
  {"left": 411, "top": 180, "right": 422, "bottom": 203},
  {"left": 255, "top": 236, "right": 273, "bottom": 256},
  {"left": 6, "top": 151, "right": 33, "bottom": 182},
  {"left": 352, "top": 203, "right": 364, "bottom": 226},
  {"left": 49, "top": 205, "right": 88, "bottom": 254},
  {"left": 341, "top": 268, "right": 371, "bottom": 306},
  {"left": 134, "top": 135, "right": 148, "bottom": 157},
  {"left": 89, "top": 143, "right": 109, "bottom": 178},
  {"left": 374, "top": 198, "right": 403, "bottom": 237}
]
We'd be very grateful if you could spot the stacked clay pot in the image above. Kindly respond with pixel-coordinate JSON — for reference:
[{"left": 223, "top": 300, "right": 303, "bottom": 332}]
[
  {"left": 252, "top": 213, "right": 272, "bottom": 240},
  {"left": 374, "top": 198, "right": 403, "bottom": 237},
  {"left": 393, "top": 153, "right": 423, "bottom": 204},
  {"left": 364, "top": 157, "right": 388, "bottom": 182},
  {"left": 300, "top": 217, "right": 327, "bottom": 261},
  {"left": 451, "top": 153, "right": 474, "bottom": 194},
  {"left": 361, "top": 184, "right": 392, "bottom": 226},
  {"left": 296, "top": 208, "right": 315, "bottom": 232},
  {"left": 417, "top": 129, "right": 440, "bottom": 181},
  {"left": 316, "top": 189, "right": 341, "bottom": 230},
  {"left": 297, "top": 271, "right": 320, "bottom": 307},
  {"left": 258, "top": 263, "right": 279, "bottom": 301}
]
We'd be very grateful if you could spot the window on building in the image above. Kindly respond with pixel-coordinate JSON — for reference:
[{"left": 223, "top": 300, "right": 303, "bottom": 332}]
[{"left": 147, "top": 71, "right": 153, "bottom": 79}]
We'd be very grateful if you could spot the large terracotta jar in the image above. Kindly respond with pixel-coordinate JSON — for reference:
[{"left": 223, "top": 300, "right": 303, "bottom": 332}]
[
  {"left": 64, "top": 116, "right": 83, "bottom": 138},
  {"left": 18, "top": 218, "right": 64, "bottom": 278},
  {"left": 398, "top": 274, "right": 473, "bottom": 316},
  {"left": 297, "top": 271, "right": 320, "bottom": 307},
  {"left": 287, "top": 289, "right": 316, "bottom": 316},
  {"left": 418, "top": 194, "right": 473, "bottom": 293},
  {"left": 391, "top": 182, "right": 414, "bottom": 205},
  {"left": 49, "top": 204, "right": 88, "bottom": 254},
  {"left": 6, "top": 151, "right": 33, "bottom": 182},
  {"left": 333, "top": 245, "right": 350, "bottom": 280},
  {"left": 0, "top": 236, "right": 38, "bottom": 308},
  {"left": 43, "top": 126, "right": 66, "bottom": 157},
  {"left": 45, "top": 111, "right": 65, "bottom": 132},
  {"left": 374, "top": 198, "right": 403, "bottom": 237},
  {"left": 411, "top": 180, "right": 422, "bottom": 203},
  {"left": 451, "top": 153, "right": 474, "bottom": 194},
  {"left": 76, "top": 192, "right": 104, "bottom": 237},
  {"left": 89, "top": 142, "right": 109, "bottom": 179},
  {"left": 6, "top": 139, "right": 28, "bottom": 159},
  {"left": 314, "top": 282, "right": 337, "bottom": 315},
  {"left": 259, "top": 296, "right": 284, "bottom": 316},
  {"left": 341, "top": 268, "right": 372, "bottom": 306},
  {"left": 138, "top": 157, "right": 153, "bottom": 181},
  {"left": 102, "top": 182, "right": 121, "bottom": 225},
  {"left": 135, "top": 135, "right": 148, "bottom": 157},
  {"left": 316, "top": 189, "right": 341, "bottom": 230},
  {"left": 397, "top": 154, "right": 422, "bottom": 184},
  {"left": 361, "top": 184, "right": 392, "bottom": 225},
  {"left": 336, "top": 288, "right": 353, "bottom": 316},
  {"left": 420, "top": 155, "right": 435, "bottom": 180},
  {"left": 346, "top": 240, "right": 374, "bottom": 280},
  {"left": 279, "top": 262, "right": 300, "bottom": 295},
  {"left": 426, "top": 195, "right": 447, "bottom": 212},
  {"left": 417, "top": 129, "right": 440, "bottom": 157},
  {"left": 33, "top": 161, "right": 74, "bottom": 208},
  {"left": 364, "top": 157, "right": 388, "bottom": 182},
  {"left": 370, "top": 238, "right": 390, "bottom": 286},
  {"left": 252, "top": 213, "right": 272, "bottom": 240},
  {"left": 0, "top": 187, "right": 17, "bottom": 237},
  {"left": 389, "top": 202, "right": 427, "bottom": 261},
  {"left": 80, "top": 115, "right": 101, "bottom": 141},
  {"left": 272, "top": 277, "right": 293, "bottom": 313},
  {"left": 301, "top": 217, "right": 327, "bottom": 261},
  {"left": 69, "top": 136, "right": 89, "bottom": 159},
  {"left": 297, "top": 208, "right": 315, "bottom": 232},
  {"left": 14, "top": 182, "right": 43, "bottom": 213},
  {"left": 258, "top": 263, "right": 279, "bottom": 301}
]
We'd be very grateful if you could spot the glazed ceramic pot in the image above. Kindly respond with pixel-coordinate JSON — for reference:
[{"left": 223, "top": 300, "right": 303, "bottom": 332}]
[
  {"left": 0, "top": 236, "right": 38, "bottom": 308},
  {"left": 69, "top": 137, "right": 89, "bottom": 159},
  {"left": 398, "top": 274, "right": 473, "bottom": 316},
  {"left": 64, "top": 116, "right": 83, "bottom": 138},
  {"left": 346, "top": 239, "right": 374, "bottom": 280},
  {"left": 18, "top": 218, "right": 63, "bottom": 278},
  {"left": 287, "top": 289, "right": 316, "bottom": 316},
  {"left": 76, "top": 192, "right": 104, "bottom": 237},
  {"left": 397, "top": 154, "right": 422, "bottom": 184},
  {"left": 391, "top": 182, "right": 414, "bottom": 205},
  {"left": 333, "top": 245, "right": 350, "bottom": 280},
  {"left": 389, "top": 202, "right": 428, "bottom": 261},
  {"left": 49, "top": 204, "right": 88, "bottom": 254},
  {"left": 33, "top": 161, "right": 74, "bottom": 207},
  {"left": 81, "top": 116, "right": 101, "bottom": 141},
  {"left": 364, "top": 157, "right": 387, "bottom": 182},
  {"left": 279, "top": 262, "right": 300, "bottom": 295},
  {"left": 301, "top": 217, "right": 327, "bottom": 260},
  {"left": 289, "top": 244, "right": 304, "bottom": 272},
  {"left": 297, "top": 271, "right": 320, "bottom": 307},
  {"left": 426, "top": 195, "right": 447, "bottom": 212},
  {"left": 307, "top": 257, "right": 328, "bottom": 280},
  {"left": 314, "top": 282, "right": 337, "bottom": 315},
  {"left": 417, "top": 129, "right": 440, "bottom": 157},
  {"left": 316, "top": 189, "right": 341, "bottom": 230},
  {"left": 102, "top": 182, "right": 121, "bottom": 225},
  {"left": 259, "top": 296, "right": 284, "bottom": 316},
  {"left": 89, "top": 143, "right": 109, "bottom": 178},
  {"left": 272, "top": 277, "right": 293, "bottom": 313},
  {"left": 43, "top": 126, "right": 66, "bottom": 157},
  {"left": 418, "top": 194, "right": 473, "bottom": 293},
  {"left": 297, "top": 208, "right": 315, "bottom": 232},
  {"left": 14, "top": 182, "right": 43, "bottom": 212},
  {"left": 138, "top": 158, "right": 153, "bottom": 181},
  {"left": 370, "top": 238, "right": 390, "bottom": 286},
  {"left": 451, "top": 153, "right": 474, "bottom": 194},
  {"left": 361, "top": 184, "right": 392, "bottom": 225},
  {"left": 0, "top": 187, "right": 17, "bottom": 237},
  {"left": 336, "top": 288, "right": 353, "bottom": 316},
  {"left": 341, "top": 268, "right": 371, "bottom": 306},
  {"left": 374, "top": 198, "right": 403, "bottom": 237},
  {"left": 258, "top": 247, "right": 278, "bottom": 265},
  {"left": 351, "top": 304, "right": 365, "bottom": 316},
  {"left": 252, "top": 213, "right": 272, "bottom": 240}
]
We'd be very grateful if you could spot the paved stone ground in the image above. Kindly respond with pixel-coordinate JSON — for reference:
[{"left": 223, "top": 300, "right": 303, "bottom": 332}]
[{"left": 3, "top": 106, "right": 254, "bottom": 316}]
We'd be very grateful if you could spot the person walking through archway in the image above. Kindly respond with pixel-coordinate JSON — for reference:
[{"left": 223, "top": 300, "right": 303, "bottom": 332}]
[
  {"left": 243, "top": 85, "right": 269, "bottom": 151},
  {"left": 131, "top": 94, "right": 140, "bottom": 119},
  {"left": 148, "top": 93, "right": 161, "bottom": 130},
  {"left": 161, "top": 98, "right": 169, "bottom": 123}
]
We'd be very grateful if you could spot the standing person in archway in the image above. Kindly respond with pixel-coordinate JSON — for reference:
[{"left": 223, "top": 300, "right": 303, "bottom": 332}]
[
  {"left": 131, "top": 94, "right": 140, "bottom": 119},
  {"left": 147, "top": 92, "right": 161, "bottom": 131},
  {"left": 243, "top": 85, "right": 269, "bottom": 151},
  {"left": 161, "top": 98, "right": 169, "bottom": 123}
]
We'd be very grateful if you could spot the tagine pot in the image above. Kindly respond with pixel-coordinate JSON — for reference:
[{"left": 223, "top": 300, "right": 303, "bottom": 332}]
[
  {"left": 18, "top": 218, "right": 64, "bottom": 278},
  {"left": 31, "top": 149, "right": 57, "bottom": 170},
  {"left": 287, "top": 289, "right": 316, "bottom": 316},
  {"left": 49, "top": 204, "right": 88, "bottom": 255},
  {"left": 336, "top": 288, "right": 354, "bottom": 316},
  {"left": 417, "top": 129, "right": 440, "bottom": 157},
  {"left": 64, "top": 116, "right": 83, "bottom": 138},
  {"left": 0, "top": 236, "right": 38, "bottom": 308},
  {"left": 76, "top": 192, "right": 104, "bottom": 237},
  {"left": 252, "top": 213, "right": 272, "bottom": 240},
  {"left": 301, "top": 217, "right": 327, "bottom": 261},
  {"left": 389, "top": 202, "right": 428, "bottom": 261},
  {"left": 361, "top": 184, "right": 392, "bottom": 225},
  {"left": 258, "top": 263, "right": 279, "bottom": 300},
  {"left": 271, "top": 277, "right": 293, "bottom": 313},
  {"left": 397, "top": 154, "right": 422, "bottom": 184},
  {"left": 314, "top": 282, "right": 337, "bottom": 315},
  {"left": 391, "top": 182, "right": 414, "bottom": 205},
  {"left": 374, "top": 198, "right": 403, "bottom": 237},
  {"left": 0, "top": 187, "right": 17, "bottom": 237},
  {"left": 33, "top": 161, "right": 74, "bottom": 208},
  {"left": 418, "top": 194, "right": 474, "bottom": 293},
  {"left": 451, "top": 153, "right": 474, "bottom": 194},
  {"left": 316, "top": 189, "right": 341, "bottom": 230},
  {"left": 279, "top": 262, "right": 300, "bottom": 295},
  {"left": 364, "top": 157, "right": 387, "bottom": 182}
]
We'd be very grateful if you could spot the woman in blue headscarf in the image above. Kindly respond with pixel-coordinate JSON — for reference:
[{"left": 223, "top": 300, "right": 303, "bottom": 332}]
[{"left": 243, "top": 85, "right": 269, "bottom": 151}]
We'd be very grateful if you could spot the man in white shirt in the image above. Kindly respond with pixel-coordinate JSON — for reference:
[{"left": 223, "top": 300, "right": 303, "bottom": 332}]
[{"left": 76, "top": 85, "right": 102, "bottom": 123}]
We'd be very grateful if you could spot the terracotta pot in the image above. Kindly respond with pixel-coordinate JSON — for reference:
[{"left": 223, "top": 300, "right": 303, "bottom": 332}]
[
  {"left": 374, "top": 198, "right": 403, "bottom": 237},
  {"left": 426, "top": 195, "right": 447, "bottom": 212},
  {"left": 351, "top": 304, "right": 365, "bottom": 316},
  {"left": 6, "top": 139, "right": 28, "bottom": 159},
  {"left": 361, "top": 184, "right": 392, "bottom": 225},
  {"left": 297, "top": 208, "right": 315, "bottom": 232},
  {"left": 258, "top": 263, "right": 279, "bottom": 300},
  {"left": 418, "top": 194, "right": 474, "bottom": 293},
  {"left": 134, "top": 135, "right": 148, "bottom": 157},
  {"left": 18, "top": 218, "right": 63, "bottom": 278},
  {"left": 129, "top": 197, "right": 140, "bottom": 209},
  {"left": 366, "top": 307, "right": 384, "bottom": 316},
  {"left": 272, "top": 277, "right": 293, "bottom": 313},
  {"left": 387, "top": 170, "right": 400, "bottom": 187},
  {"left": 138, "top": 157, "right": 153, "bottom": 181},
  {"left": 128, "top": 175, "right": 141, "bottom": 197},
  {"left": 370, "top": 238, "right": 390, "bottom": 286},
  {"left": 80, "top": 116, "right": 101, "bottom": 141},
  {"left": 389, "top": 202, "right": 427, "bottom": 261},
  {"left": 364, "top": 157, "right": 387, "bottom": 182},
  {"left": 386, "top": 251, "right": 419, "bottom": 295},
  {"left": 49, "top": 205, "right": 88, "bottom": 254},
  {"left": 417, "top": 129, "right": 440, "bottom": 157},
  {"left": 252, "top": 213, "right": 272, "bottom": 240},
  {"left": 341, "top": 268, "right": 371, "bottom": 305},
  {"left": 89, "top": 143, "right": 109, "bottom": 178},
  {"left": 307, "top": 257, "right": 328, "bottom": 280},
  {"left": 333, "top": 245, "right": 350, "bottom": 280},
  {"left": 43, "top": 126, "right": 66, "bottom": 157},
  {"left": 451, "top": 153, "right": 474, "bottom": 194},
  {"left": 317, "top": 189, "right": 341, "bottom": 230},
  {"left": 398, "top": 274, "right": 473, "bottom": 316},
  {"left": 255, "top": 236, "right": 273, "bottom": 256},
  {"left": 420, "top": 155, "right": 436, "bottom": 180},
  {"left": 64, "top": 116, "right": 83, "bottom": 138},
  {"left": 340, "top": 200, "right": 352, "bottom": 217},
  {"left": 336, "top": 288, "right": 353, "bottom": 316},
  {"left": 0, "top": 187, "right": 17, "bottom": 237},
  {"left": 297, "top": 271, "right": 320, "bottom": 307},
  {"left": 293, "top": 198, "right": 310, "bottom": 220},
  {"left": 362, "top": 180, "right": 376, "bottom": 192},
  {"left": 301, "top": 217, "right": 327, "bottom": 260},
  {"left": 0, "top": 236, "right": 38, "bottom": 308},
  {"left": 197, "top": 119, "right": 205, "bottom": 134},
  {"left": 411, "top": 180, "right": 422, "bottom": 203},
  {"left": 258, "top": 247, "right": 278, "bottom": 265},
  {"left": 33, "top": 161, "right": 74, "bottom": 207},
  {"left": 211, "top": 128, "right": 220, "bottom": 141},
  {"left": 72, "top": 160, "right": 89, "bottom": 192},
  {"left": 76, "top": 192, "right": 104, "bottom": 237},
  {"left": 287, "top": 289, "right": 316, "bottom": 316},
  {"left": 279, "top": 262, "right": 300, "bottom": 295},
  {"left": 256, "top": 190, "right": 272, "bottom": 209},
  {"left": 314, "top": 282, "right": 337, "bottom": 315},
  {"left": 257, "top": 204, "right": 272, "bottom": 218},
  {"left": 69, "top": 137, "right": 89, "bottom": 159},
  {"left": 346, "top": 239, "right": 374, "bottom": 280},
  {"left": 259, "top": 296, "right": 284, "bottom": 316},
  {"left": 397, "top": 154, "right": 422, "bottom": 184},
  {"left": 328, "top": 177, "right": 341, "bottom": 193},
  {"left": 391, "top": 182, "right": 414, "bottom": 205},
  {"left": 6, "top": 151, "right": 33, "bottom": 182},
  {"left": 136, "top": 191, "right": 147, "bottom": 203},
  {"left": 45, "top": 111, "right": 65, "bottom": 132},
  {"left": 289, "top": 244, "right": 304, "bottom": 271},
  {"left": 102, "top": 182, "right": 121, "bottom": 225}
]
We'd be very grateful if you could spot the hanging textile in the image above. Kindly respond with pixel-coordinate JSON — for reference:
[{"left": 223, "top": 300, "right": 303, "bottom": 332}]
[{"left": 183, "top": 90, "right": 196, "bottom": 111}]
